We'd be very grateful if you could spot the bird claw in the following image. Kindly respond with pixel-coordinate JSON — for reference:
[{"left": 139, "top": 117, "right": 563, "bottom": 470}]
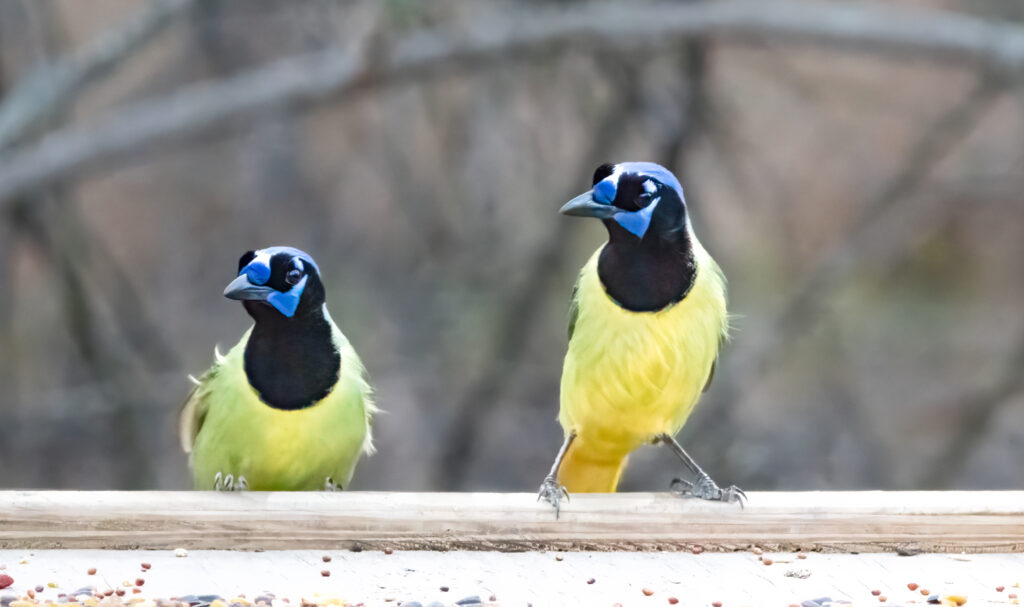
[
  {"left": 537, "top": 475, "right": 570, "bottom": 518},
  {"left": 323, "top": 476, "right": 343, "bottom": 491},
  {"left": 671, "top": 474, "right": 746, "bottom": 508},
  {"left": 213, "top": 472, "right": 248, "bottom": 492}
]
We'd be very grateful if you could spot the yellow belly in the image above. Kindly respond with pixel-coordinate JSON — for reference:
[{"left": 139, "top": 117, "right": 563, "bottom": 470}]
[{"left": 559, "top": 242, "right": 728, "bottom": 461}]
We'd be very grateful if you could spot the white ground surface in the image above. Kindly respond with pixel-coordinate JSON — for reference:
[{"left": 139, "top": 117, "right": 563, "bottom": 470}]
[{"left": 1, "top": 550, "right": 1022, "bottom": 607}]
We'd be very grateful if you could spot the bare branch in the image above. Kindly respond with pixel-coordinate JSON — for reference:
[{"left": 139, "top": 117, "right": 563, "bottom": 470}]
[
  {"left": 0, "top": 0, "right": 199, "bottom": 149},
  {"left": 2, "top": 1, "right": 1024, "bottom": 205}
]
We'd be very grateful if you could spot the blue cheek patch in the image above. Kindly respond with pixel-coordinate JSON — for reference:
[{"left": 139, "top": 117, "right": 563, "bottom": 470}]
[
  {"left": 593, "top": 178, "right": 617, "bottom": 204},
  {"left": 266, "top": 274, "right": 307, "bottom": 318},
  {"left": 245, "top": 262, "right": 270, "bottom": 285},
  {"left": 613, "top": 196, "right": 660, "bottom": 239}
]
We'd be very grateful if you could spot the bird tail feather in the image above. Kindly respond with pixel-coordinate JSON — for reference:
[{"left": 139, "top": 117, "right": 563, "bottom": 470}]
[{"left": 558, "top": 439, "right": 628, "bottom": 493}]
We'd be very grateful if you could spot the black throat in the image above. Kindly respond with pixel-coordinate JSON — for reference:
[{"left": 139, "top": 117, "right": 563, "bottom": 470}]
[
  {"left": 243, "top": 303, "right": 340, "bottom": 411},
  {"left": 597, "top": 221, "right": 696, "bottom": 312}
]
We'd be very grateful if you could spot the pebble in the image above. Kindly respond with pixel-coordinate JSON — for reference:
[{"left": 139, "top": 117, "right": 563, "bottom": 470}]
[
  {"left": 398, "top": 603, "right": 421, "bottom": 607},
  {"left": 785, "top": 569, "right": 811, "bottom": 579},
  {"left": 425, "top": 603, "right": 445, "bottom": 607},
  {"left": 0, "top": 577, "right": 11, "bottom": 591},
  {"left": 927, "top": 595, "right": 940, "bottom": 604},
  {"left": 801, "top": 597, "right": 833, "bottom": 607},
  {"left": 454, "top": 596, "right": 481, "bottom": 606}
]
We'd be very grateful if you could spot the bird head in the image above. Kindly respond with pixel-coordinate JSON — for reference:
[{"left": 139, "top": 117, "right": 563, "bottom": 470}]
[
  {"left": 224, "top": 246, "right": 325, "bottom": 320},
  {"left": 559, "top": 162, "right": 687, "bottom": 240}
]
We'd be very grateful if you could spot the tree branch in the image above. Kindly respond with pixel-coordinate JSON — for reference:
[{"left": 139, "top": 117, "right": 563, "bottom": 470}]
[
  {"left": 2, "top": 1, "right": 1024, "bottom": 204},
  {"left": 0, "top": 0, "right": 199, "bottom": 150}
]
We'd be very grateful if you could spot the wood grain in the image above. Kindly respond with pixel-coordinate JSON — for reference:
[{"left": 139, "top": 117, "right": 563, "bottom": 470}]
[{"left": 1, "top": 491, "right": 1022, "bottom": 552}]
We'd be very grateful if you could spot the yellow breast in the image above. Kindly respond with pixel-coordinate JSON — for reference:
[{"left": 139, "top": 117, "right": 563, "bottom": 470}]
[{"left": 559, "top": 238, "right": 728, "bottom": 458}]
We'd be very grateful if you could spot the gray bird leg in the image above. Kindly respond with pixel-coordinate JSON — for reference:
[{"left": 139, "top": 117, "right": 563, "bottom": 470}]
[
  {"left": 537, "top": 431, "right": 576, "bottom": 517},
  {"left": 659, "top": 434, "right": 746, "bottom": 506}
]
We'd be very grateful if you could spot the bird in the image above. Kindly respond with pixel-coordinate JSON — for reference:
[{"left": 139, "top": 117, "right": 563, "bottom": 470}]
[
  {"left": 538, "top": 162, "right": 743, "bottom": 512},
  {"left": 179, "top": 246, "right": 376, "bottom": 491}
]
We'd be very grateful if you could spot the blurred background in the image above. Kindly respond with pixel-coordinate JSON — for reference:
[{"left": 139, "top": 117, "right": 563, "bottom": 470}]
[{"left": 0, "top": 0, "right": 1022, "bottom": 491}]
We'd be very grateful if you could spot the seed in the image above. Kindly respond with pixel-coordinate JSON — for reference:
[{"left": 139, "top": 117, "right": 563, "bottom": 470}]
[
  {"left": 921, "top": 589, "right": 930, "bottom": 595},
  {"left": 691, "top": 546, "right": 703, "bottom": 555},
  {"left": 762, "top": 559, "right": 773, "bottom": 566},
  {"left": 141, "top": 564, "right": 151, "bottom": 571},
  {"left": 1010, "top": 594, "right": 1019, "bottom": 599},
  {"left": 104, "top": 590, "right": 113, "bottom": 597},
  {"left": 945, "top": 595, "right": 967, "bottom": 606},
  {"left": 555, "top": 556, "right": 563, "bottom": 562},
  {"left": 35, "top": 586, "right": 44, "bottom": 593},
  {"left": 132, "top": 588, "right": 141, "bottom": 594},
  {"left": 908, "top": 583, "right": 919, "bottom": 591},
  {"left": 135, "top": 579, "right": 145, "bottom": 587},
  {"left": 586, "top": 578, "right": 595, "bottom": 585},
  {"left": 349, "top": 544, "right": 362, "bottom": 553},
  {"left": 26, "top": 590, "right": 34, "bottom": 599},
  {"left": 47, "top": 582, "right": 58, "bottom": 588},
  {"left": 0, "top": 575, "right": 14, "bottom": 590},
  {"left": 871, "top": 590, "right": 881, "bottom": 596},
  {"left": 320, "top": 571, "right": 330, "bottom": 577},
  {"left": 116, "top": 590, "right": 126, "bottom": 597},
  {"left": 174, "top": 548, "right": 188, "bottom": 558},
  {"left": 322, "top": 556, "right": 331, "bottom": 563},
  {"left": 751, "top": 547, "right": 763, "bottom": 555},
  {"left": 668, "top": 598, "right": 679, "bottom": 605},
  {"left": 384, "top": 549, "right": 393, "bottom": 556},
  {"left": 88, "top": 569, "right": 97, "bottom": 575},
  {"left": 489, "top": 596, "right": 496, "bottom": 602},
  {"left": 878, "top": 596, "right": 887, "bottom": 603},
  {"left": 712, "top": 602, "right": 723, "bottom": 607},
  {"left": 797, "top": 553, "right": 807, "bottom": 560},
  {"left": 642, "top": 588, "right": 654, "bottom": 596},
  {"left": 440, "top": 587, "right": 449, "bottom": 592},
  {"left": 997, "top": 587, "right": 1005, "bottom": 592}
]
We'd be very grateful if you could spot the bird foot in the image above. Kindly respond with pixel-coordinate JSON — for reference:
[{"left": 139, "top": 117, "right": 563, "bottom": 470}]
[
  {"left": 537, "top": 475, "right": 570, "bottom": 518},
  {"left": 323, "top": 476, "right": 343, "bottom": 491},
  {"left": 671, "top": 474, "right": 745, "bottom": 507},
  {"left": 213, "top": 472, "right": 248, "bottom": 491}
]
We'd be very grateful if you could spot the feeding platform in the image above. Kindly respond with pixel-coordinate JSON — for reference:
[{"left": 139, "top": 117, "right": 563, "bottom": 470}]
[{"left": 0, "top": 491, "right": 1022, "bottom": 606}]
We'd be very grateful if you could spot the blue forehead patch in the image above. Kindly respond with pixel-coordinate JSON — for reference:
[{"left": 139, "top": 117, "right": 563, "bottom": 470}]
[
  {"left": 245, "top": 261, "right": 271, "bottom": 285},
  {"left": 593, "top": 179, "right": 617, "bottom": 205}
]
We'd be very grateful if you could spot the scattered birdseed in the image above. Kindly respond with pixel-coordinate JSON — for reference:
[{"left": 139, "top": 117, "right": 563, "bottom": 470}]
[
  {"left": 668, "top": 598, "right": 679, "bottom": 605},
  {"left": 439, "top": 587, "right": 448, "bottom": 593},
  {"left": 322, "top": 556, "right": 331, "bottom": 563},
  {"left": 642, "top": 588, "right": 654, "bottom": 597},
  {"left": 871, "top": 590, "right": 881, "bottom": 596},
  {"left": 1010, "top": 594, "right": 1019, "bottom": 599},
  {"left": 555, "top": 556, "right": 563, "bottom": 562},
  {"left": 762, "top": 558, "right": 773, "bottom": 566},
  {"left": 383, "top": 549, "right": 393, "bottom": 556},
  {"left": 921, "top": 589, "right": 931, "bottom": 595},
  {"left": 349, "top": 544, "right": 362, "bottom": 553},
  {"left": 752, "top": 547, "right": 763, "bottom": 556},
  {"left": 712, "top": 601, "right": 723, "bottom": 607},
  {"left": 46, "top": 583, "right": 57, "bottom": 589},
  {"left": 943, "top": 595, "right": 967, "bottom": 606},
  {"left": 909, "top": 583, "right": 919, "bottom": 591},
  {"left": 174, "top": 549, "right": 188, "bottom": 558},
  {"left": 33, "top": 587, "right": 42, "bottom": 594},
  {"left": 116, "top": 590, "right": 125, "bottom": 597},
  {"left": 87, "top": 569, "right": 97, "bottom": 576},
  {"left": 24, "top": 591, "right": 32, "bottom": 600},
  {"left": 135, "top": 579, "right": 145, "bottom": 587},
  {"left": 319, "top": 571, "right": 329, "bottom": 578},
  {"left": 691, "top": 546, "right": 703, "bottom": 555},
  {"left": 797, "top": 554, "right": 808, "bottom": 560},
  {"left": 997, "top": 587, "right": 1005, "bottom": 592},
  {"left": 132, "top": 589, "right": 141, "bottom": 594},
  {"left": 586, "top": 579, "right": 595, "bottom": 585},
  {"left": 0, "top": 577, "right": 11, "bottom": 591},
  {"left": 141, "top": 564, "right": 151, "bottom": 571},
  {"left": 878, "top": 596, "right": 887, "bottom": 603}
]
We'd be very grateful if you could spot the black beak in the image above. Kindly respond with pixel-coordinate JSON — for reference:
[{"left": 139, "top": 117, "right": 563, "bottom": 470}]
[
  {"left": 223, "top": 274, "right": 274, "bottom": 301},
  {"left": 559, "top": 192, "right": 617, "bottom": 219}
]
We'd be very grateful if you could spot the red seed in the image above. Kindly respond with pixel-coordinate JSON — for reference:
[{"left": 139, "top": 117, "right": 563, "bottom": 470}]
[
  {"left": 712, "top": 602, "right": 723, "bottom": 607},
  {"left": 116, "top": 589, "right": 126, "bottom": 596},
  {"left": 555, "top": 556, "right": 563, "bottom": 562},
  {"left": 35, "top": 586, "right": 44, "bottom": 593},
  {"left": 586, "top": 578, "right": 595, "bottom": 585},
  {"left": 0, "top": 574, "right": 12, "bottom": 590},
  {"left": 384, "top": 549, "right": 393, "bottom": 555},
  {"left": 27, "top": 589, "right": 35, "bottom": 599},
  {"left": 132, "top": 588, "right": 142, "bottom": 594},
  {"left": 135, "top": 578, "right": 145, "bottom": 586},
  {"left": 878, "top": 596, "right": 887, "bottom": 603},
  {"left": 996, "top": 586, "right": 1005, "bottom": 592},
  {"left": 691, "top": 546, "right": 703, "bottom": 555},
  {"left": 88, "top": 568, "right": 97, "bottom": 575},
  {"left": 489, "top": 596, "right": 496, "bottom": 602},
  {"left": 440, "top": 586, "right": 449, "bottom": 592},
  {"left": 322, "top": 556, "right": 331, "bottom": 563},
  {"left": 668, "top": 598, "right": 679, "bottom": 605},
  {"left": 141, "top": 563, "right": 151, "bottom": 570},
  {"left": 104, "top": 590, "right": 113, "bottom": 596},
  {"left": 320, "top": 570, "right": 330, "bottom": 577},
  {"left": 642, "top": 588, "right": 654, "bottom": 596},
  {"left": 920, "top": 589, "right": 930, "bottom": 596},
  {"left": 908, "top": 583, "right": 919, "bottom": 591},
  {"left": 1009, "top": 594, "right": 1018, "bottom": 599},
  {"left": 871, "top": 590, "right": 881, "bottom": 596},
  {"left": 762, "top": 558, "right": 773, "bottom": 566}
]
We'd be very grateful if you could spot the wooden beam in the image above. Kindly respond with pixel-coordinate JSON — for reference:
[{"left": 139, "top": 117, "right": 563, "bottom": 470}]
[{"left": 1, "top": 491, "right": 1022, "bottom": 553}]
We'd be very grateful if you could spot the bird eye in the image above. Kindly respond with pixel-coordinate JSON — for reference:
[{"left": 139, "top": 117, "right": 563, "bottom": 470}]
[{"left": 285, "top": 268, "right": 303, "bottom": 286}]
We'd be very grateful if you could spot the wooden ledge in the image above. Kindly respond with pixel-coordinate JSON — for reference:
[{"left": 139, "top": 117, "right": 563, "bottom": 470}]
[{"left": 1, "top": 491, "right": 1022, "bottom": 552}]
